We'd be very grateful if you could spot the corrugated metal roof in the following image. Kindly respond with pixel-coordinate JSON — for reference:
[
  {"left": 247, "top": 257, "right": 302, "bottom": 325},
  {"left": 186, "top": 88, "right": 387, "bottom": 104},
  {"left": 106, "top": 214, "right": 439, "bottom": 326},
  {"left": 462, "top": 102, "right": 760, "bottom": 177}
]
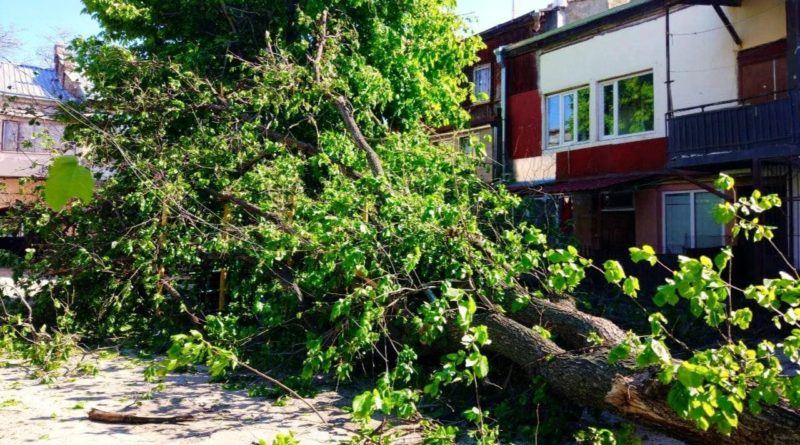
[{"left": 0, "top": 62, "right": 76, "bottom": 102}]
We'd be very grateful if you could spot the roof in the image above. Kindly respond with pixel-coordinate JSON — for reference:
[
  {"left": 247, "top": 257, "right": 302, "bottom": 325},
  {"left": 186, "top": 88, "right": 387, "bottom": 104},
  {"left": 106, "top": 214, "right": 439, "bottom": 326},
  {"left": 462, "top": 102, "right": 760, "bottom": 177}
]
[
  {"left": 479, "top": 11, "right": 540, "bottom": 39},
  {"left": 501, "top": 0, "right": 662, "bottom": 57},
  {"left": 0, "top": 62, "right": 77, "bottom": 102},
  {"left": 537, "top": 173, "right": 655, "bottom": 194}
]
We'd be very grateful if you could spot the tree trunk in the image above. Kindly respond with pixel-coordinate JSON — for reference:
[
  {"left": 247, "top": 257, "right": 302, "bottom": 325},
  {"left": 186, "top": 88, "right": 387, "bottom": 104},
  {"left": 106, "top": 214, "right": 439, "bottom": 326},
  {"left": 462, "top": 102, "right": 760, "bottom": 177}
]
[
  {"left": 476, "top": 313, "right": 800, "bottom": 445},
  {"left": 508, "top": 298, "right": 626, "bottom": 350}
]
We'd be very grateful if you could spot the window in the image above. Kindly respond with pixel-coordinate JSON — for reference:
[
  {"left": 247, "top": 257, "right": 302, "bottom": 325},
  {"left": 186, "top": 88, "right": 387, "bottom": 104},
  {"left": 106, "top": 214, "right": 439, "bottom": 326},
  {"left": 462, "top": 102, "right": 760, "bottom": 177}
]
[
  {"left": 546, "top": 87, "right": 590, "bottom": 148},
  {"left": 458, "top": 132, "right": 492, "bottom": 157},
  {"left": 473, "top": 64, "right": 491, "bottom": 102},
  {"left": 0, "top": 120, "right": 63, "bottom": 152},
  {"left": 663, "top": 191, "right": 724, "bottom": 254},
  {"left": 601, "top": 72, "right": 654, "bottom": 138}
]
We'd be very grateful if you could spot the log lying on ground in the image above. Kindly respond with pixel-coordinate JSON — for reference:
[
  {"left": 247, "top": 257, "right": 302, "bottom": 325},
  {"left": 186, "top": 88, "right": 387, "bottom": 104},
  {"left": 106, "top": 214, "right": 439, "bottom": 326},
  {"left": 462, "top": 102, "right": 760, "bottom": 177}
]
[
  {"left": 87, "top": 408, "right": 196, "bottom": 424},
  {"left": 476, "top": 313, "right": 800, "bottom": 445}
]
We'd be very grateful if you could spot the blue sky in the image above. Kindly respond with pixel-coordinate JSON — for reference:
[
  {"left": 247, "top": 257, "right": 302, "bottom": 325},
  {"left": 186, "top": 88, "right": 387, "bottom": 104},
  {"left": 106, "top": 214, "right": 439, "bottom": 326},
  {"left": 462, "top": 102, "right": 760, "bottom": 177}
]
[
  {"left": 0, "top": 0, "right": 551, "bottom": 66},
  {"left": 0, "top": 0, "right": 101, "bottom": 65},
  {"left": 458, "top": 0, "right": 551, "bottom": 33}
]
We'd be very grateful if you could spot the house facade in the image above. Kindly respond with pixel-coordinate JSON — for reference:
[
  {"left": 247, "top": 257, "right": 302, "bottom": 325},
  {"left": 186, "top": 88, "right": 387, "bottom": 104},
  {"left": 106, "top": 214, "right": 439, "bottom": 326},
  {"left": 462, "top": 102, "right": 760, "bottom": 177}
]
[
  {"left": 0, "top": 43, "right": 83, "bottom": 208},
  {"left": 439, "top": 0, "right": 635, "bottom": 183},
  {"left": 496, "top": 0, "right": 799, "bottom": 277}
]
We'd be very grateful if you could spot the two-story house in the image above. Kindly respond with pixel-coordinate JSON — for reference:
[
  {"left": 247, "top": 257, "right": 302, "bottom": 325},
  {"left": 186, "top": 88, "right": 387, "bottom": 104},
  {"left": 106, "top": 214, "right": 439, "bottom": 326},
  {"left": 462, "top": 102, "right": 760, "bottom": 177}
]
[
  {"left": 434, "top": 11, "right": 543, "bottom": 181},
  {"left": 498, "top": 0, "right": 797, "bottom": 277},
  {"left": 1, "top": 43, "right": 84, "bottom": 250}
]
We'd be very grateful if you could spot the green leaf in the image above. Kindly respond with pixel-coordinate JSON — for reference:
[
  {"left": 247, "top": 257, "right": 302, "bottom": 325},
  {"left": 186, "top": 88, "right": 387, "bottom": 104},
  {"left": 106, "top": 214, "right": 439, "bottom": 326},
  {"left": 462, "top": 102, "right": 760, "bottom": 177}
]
[
  {"left": 603, "top": 260, "right": 625, "bottom": 284},
  {"left": 714, "top": 173, "right": 735, "bottom": 191},
  {"left": 608, "top": 343, "right": 631, "bottom": 365},
  {"left": 622, "top": 276, "right": 640, "bottom": 298},
  {"left": 630, "top": 245, "right": 657, "bottom": 266},
  {"left": 44, "top": 155, "right": 95, "bottom": 211},
  {"left": 730, "top": 308, "right": 753, "bottom": 330},
  {"left": 677, "top": 362, "right": 706, "bottom": 388}
]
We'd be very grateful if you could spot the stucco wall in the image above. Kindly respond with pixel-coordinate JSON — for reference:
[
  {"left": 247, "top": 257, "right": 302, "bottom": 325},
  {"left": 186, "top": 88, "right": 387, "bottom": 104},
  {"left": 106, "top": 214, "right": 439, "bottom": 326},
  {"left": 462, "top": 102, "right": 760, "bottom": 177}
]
[
  {"left": 0, "top": 178, "right": 40, "bottom": 209},
  {"left": 0, "top": 152, "right": 50, "bottom": 178},
  {"left": 539, "top": 5, "right": 746, "bottom": 154}
]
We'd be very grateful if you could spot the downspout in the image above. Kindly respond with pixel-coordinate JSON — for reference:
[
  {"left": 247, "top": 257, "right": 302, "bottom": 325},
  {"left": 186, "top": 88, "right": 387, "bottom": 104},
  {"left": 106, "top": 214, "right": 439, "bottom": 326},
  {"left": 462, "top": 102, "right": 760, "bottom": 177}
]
[{"left": 495, "top": 45, "right": 509, "bottom": 181}]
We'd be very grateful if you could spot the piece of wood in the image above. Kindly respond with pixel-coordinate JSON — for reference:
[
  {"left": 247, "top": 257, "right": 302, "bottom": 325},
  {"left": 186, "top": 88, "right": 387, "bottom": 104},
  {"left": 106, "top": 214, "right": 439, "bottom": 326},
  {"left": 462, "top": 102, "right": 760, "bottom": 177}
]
[{"left": 87, "top": 408, "right": 196, "bottom": 424}]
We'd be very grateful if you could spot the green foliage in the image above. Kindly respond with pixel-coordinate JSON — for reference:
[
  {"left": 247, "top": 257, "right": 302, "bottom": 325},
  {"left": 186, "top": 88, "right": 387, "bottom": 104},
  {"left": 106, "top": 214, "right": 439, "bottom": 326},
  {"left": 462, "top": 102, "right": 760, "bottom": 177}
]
[
  {"left": 575, "top": 423, "right": 641, "bottom": 445},
  {"left": 270, "top": 432, "right": 300, "bottom": 445}
]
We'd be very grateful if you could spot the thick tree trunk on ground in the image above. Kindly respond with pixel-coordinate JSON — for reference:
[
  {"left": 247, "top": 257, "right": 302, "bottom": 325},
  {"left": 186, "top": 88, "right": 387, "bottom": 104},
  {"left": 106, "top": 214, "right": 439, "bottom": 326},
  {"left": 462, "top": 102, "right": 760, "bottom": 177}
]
[
  {"left": 508, "top": 298, "right": 626, "bottom": 350},
  {"left": 476, "top": 313, "right": 800, "bottom": 445}
]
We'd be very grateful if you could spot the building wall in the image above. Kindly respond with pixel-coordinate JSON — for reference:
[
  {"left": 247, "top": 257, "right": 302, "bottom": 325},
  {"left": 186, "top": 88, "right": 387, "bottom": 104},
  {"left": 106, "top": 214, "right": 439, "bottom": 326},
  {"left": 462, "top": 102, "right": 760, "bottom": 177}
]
[
  {"left": 539, "top": 6, "right": 738, "bottom": 152},
  {"left": 0, "top": 178, "right": 40, "bottom": 209},
  {"left": 727, "top": 0, "right": 787, "bottom": 50},
  {"left": 0, "top": 96, "right": 64, "bottom": 179},
  {"left": 555, "top": 138, "right": 666, "bottom": 179}
]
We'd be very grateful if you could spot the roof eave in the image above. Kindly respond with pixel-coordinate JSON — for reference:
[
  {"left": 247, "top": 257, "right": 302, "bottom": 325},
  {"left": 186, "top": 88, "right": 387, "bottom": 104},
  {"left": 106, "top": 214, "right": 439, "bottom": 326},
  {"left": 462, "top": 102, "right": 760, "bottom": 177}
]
[{"left": 501, "top": 0, "right": 666, "bottom": 58}]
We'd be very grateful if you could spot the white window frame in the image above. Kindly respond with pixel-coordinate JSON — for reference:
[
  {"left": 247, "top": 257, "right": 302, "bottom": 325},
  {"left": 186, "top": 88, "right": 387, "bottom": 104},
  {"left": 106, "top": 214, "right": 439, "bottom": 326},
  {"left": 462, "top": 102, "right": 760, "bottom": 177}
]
[
  {"left": 544, "top": 86, "right": 590, "bottom": 150},
  {"left": 661, "top": 190, "right": 726, "bottom": 254},
  {"left": 473, "top": 63, "right": 491, "bottom": 103},
  {"left": 599, "top": 71, "right": 655, "bottom": 140}
]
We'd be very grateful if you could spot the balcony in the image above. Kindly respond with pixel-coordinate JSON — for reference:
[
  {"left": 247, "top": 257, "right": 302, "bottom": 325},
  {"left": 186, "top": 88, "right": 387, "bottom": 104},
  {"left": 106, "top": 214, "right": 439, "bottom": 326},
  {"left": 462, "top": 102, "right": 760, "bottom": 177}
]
[{"left": 667, "top": 91, "right": 800, "bottom": 168}]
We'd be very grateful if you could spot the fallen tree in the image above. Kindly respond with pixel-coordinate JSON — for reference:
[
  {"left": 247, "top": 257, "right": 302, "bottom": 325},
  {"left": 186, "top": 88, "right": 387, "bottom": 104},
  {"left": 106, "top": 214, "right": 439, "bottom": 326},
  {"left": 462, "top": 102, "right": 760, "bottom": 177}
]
[{"left": 4, "top": 1, "right": 800, "bottom": 443}]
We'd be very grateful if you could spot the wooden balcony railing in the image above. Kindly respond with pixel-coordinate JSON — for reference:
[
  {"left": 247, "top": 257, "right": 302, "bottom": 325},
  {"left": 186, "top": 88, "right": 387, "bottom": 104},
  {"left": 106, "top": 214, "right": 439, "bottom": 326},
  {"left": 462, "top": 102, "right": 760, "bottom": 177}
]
[{"left": 667, "top": 90, "right": 800, "bottom": 168}]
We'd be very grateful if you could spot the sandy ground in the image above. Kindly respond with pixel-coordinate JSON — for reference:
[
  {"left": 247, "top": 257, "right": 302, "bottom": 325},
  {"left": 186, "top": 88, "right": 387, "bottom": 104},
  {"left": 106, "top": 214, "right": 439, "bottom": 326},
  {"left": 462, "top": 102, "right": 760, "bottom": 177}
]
[
  {"left": 0, "top": 350, "right": 692, "bottom": 445},
  {"left": 0, "top": 353, "right": 366, "bottom": 445}
]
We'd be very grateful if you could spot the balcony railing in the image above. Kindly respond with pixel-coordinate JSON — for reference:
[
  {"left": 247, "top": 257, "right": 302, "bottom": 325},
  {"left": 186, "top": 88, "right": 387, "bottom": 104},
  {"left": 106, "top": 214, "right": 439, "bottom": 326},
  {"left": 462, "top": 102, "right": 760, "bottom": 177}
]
[{"left": 667, "top": 90, "right": 800, "bottom": 168}]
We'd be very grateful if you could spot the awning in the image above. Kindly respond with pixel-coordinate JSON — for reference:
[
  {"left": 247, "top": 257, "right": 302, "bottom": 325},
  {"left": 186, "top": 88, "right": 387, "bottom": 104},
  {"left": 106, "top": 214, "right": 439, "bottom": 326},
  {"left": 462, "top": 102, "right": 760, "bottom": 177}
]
[{"left": 537, "top": 174, "right": 653, "bottom": 194}]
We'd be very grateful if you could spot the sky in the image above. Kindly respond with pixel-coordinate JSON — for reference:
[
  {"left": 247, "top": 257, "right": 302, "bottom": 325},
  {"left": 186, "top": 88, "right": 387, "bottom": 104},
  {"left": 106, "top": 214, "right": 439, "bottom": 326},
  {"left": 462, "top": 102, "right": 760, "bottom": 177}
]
[
  {"left": 0, "top": 0, "right": 551, "bottom": 66},
  {"left": 0, "top": 0, "right": 102, "bottom": 66}
]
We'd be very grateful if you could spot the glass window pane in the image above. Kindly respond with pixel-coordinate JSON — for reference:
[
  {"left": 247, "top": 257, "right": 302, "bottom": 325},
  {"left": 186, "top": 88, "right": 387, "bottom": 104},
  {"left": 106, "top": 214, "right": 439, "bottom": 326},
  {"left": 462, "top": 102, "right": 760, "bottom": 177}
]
[
  {"left": 2, "top": 121, "right": 18, "bottom": 151},
  {"left": 603, "top": 84, "right": 615, "bottom": 136},
  {"left": 18, "top": 123, "right": 38, "bottom": 152},
  {"left": 474, "top": 65, "right": 491, "bottom": 100},
  {"left": 665, "top": 193, "right": 691, "bottom": 254},
  {"left": 695, "top": 192, "right": 723, "bottom": 249},
  {"left": 563, "top": 93, "right": 575, "bottom": 143},
  {"left": 459, "top": 135, "right": 472, "bottom": 155},
  {"left": 44, "top": 124, "right": 64, "bottom": 150},
  {"left": 547, "top": 95, "right": 561, "bottom": 147},
  {"left": 577, "top": 88, "right": 590, "bottom": 142},
  {"left": 618, "top": 73, "right": 654, "bottom": 135}
]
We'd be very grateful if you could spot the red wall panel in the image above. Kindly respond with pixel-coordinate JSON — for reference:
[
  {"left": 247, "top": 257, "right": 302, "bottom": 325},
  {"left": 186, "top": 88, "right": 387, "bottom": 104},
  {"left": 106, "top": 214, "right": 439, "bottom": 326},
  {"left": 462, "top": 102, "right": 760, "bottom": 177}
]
[
  {"left": 555, "top": 138, "right": 667, "bottom": 179},
  {"left": 508, "top": 90, "right": 541, "bottom": 159}
]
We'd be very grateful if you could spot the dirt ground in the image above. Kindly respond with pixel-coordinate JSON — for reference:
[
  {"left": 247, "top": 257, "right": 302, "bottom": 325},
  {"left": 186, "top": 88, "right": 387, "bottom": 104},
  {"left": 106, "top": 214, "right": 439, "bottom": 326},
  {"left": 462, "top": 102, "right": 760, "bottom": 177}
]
[
  {"left": 0, "top": 350, "right": 690, "bottom": 445},
  {"left": 0, "top": 352, "right": 368, "bottom": 445}
]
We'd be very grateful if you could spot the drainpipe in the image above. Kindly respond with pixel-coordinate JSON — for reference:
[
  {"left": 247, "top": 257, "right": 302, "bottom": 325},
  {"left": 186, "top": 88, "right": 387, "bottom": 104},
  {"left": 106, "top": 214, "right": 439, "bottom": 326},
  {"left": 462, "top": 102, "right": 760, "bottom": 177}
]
[{"left": 495, "top": 45, "right": 509, "bottom": 181}]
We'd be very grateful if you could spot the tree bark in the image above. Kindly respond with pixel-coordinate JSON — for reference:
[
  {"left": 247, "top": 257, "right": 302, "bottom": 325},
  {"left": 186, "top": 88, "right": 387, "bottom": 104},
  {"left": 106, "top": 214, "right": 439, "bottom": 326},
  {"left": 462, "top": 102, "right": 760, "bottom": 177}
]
[
  {"left": 508, "top": 298, "right": 626, "bottom": 350},
  {"left": 476, "top": 313, "right": 800, "bottom": 445},
  {"left": 333, "top": 95, "right": 385, "bottom": 177}
]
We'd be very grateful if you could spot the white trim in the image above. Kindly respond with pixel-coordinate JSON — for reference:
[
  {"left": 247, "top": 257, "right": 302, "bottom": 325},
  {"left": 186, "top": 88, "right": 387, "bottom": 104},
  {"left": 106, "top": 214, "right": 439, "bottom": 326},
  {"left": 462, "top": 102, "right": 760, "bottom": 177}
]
[
  {"left": 544, "top": 85, "right": 590, "bottom": 150},
  {"left": 661, "top": 189, "right": 726, "bottom": 254}
]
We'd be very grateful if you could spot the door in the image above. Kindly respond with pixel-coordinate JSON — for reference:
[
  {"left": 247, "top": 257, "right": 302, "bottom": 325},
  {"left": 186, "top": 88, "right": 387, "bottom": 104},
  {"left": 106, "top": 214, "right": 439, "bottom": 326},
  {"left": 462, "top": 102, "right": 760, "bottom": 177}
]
[{"left": 738, "top": 40, "right": 788, "bottom": 104}]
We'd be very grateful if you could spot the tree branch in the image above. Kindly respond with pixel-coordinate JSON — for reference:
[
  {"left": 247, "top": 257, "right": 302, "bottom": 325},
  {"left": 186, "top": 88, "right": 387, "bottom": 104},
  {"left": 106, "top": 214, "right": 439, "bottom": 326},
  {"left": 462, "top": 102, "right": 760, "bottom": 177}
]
[{"left": 333, "top": 95, "right": 385, "bottom": 177}]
